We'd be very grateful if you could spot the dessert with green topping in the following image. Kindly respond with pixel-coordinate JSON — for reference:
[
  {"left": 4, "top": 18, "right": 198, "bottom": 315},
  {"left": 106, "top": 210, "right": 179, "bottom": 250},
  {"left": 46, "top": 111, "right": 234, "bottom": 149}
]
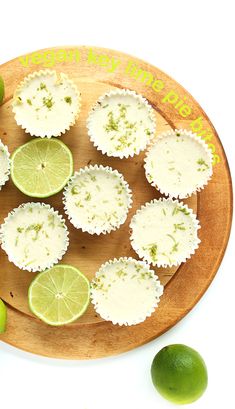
[
  {"left": 87, "top": 89, "right": 156, "bottom": 158},
  {"left": 0, "top": 202, "right": 69, "bottom": 272},
  {"left": 130, "top": 198, "right": 200, "bottom": 267},
  {"left": 63, "top": 165, "right": 132, "bottom": 234},
  {"left": 144, "top": 129, "right": 213, "bottom": 198},
  {"left": 12, "top": 70, "right": 81, "bottom": 138},
  {"left": 0, "top": 139, "right": 10, "bottom": 190},
  {"left": 91, "top": 257, "right": 163, "bottom": 326}
]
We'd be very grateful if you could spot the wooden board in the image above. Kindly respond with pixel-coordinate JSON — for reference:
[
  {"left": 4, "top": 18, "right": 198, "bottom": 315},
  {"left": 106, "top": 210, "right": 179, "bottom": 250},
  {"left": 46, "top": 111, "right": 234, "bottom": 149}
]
[{"left": 0, "top": 46, "right": 232, "bottom": 359}]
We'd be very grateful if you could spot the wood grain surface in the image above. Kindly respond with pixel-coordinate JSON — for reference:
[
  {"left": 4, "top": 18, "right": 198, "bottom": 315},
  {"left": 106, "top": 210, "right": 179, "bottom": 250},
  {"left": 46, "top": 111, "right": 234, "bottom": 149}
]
[{"left": 0, "top": 46, "right": 232, "bottom": 359}]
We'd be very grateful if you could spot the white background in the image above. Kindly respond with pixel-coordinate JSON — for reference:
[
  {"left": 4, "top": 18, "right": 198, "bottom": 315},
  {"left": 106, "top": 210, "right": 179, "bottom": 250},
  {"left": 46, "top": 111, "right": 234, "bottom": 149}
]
[{"left": 0, "top": 1, "right": 234, "bottom": 408}]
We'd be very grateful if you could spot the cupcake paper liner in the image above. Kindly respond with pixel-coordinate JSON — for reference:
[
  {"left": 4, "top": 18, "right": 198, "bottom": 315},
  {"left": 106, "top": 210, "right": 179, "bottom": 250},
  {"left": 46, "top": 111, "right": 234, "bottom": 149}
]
[
  {"left": 0, "top": 202, "right": 69, "bottom": 272},
  {"left": 87, "top": 89, "right": 156, "bottom": 158},
  {"left": 130, "top": 197, "right": 200, "bottom": 268},
  {"left": 63, "top": 164, "right": 132, "bottom": 235},
  {"left": 144, "top": 129, "right": 213, "bottom": 199},
  {"left": 90, "top": 257, "right": 163, "bottom": 326},
  {"left": 0, "top": 139, "right": 10, "bottom": 190},
  {"left": 12, "top": 69, "right": 81, "bottom": 138}
]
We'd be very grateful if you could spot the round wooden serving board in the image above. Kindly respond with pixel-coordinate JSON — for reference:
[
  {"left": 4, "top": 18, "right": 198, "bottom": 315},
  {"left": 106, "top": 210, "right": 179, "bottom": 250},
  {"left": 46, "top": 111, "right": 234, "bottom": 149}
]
[{"left": 0, "top": 46, "right": 232, "bottom": 359}]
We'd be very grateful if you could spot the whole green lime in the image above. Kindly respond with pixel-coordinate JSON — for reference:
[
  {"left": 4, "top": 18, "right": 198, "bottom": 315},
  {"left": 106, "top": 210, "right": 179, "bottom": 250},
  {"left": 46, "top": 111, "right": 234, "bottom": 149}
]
[
  {"left": 0, "top": 75, "right": 4, "bottom": 104},
  {"left": 0, "top": 298, "right": 7, "bottom": 333},
  {"left": 151, "top": 344, "right": 208, "bottom": 404}
]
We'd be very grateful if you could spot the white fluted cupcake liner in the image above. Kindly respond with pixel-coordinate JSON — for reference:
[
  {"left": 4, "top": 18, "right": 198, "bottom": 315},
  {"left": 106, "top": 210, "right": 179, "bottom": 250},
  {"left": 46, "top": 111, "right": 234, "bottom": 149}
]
[
  {"left": 12, "top": 70, "right": 81, "bottom": 138},
  {"left": 130, "top": 197, "right": 200, "bottom": 268},
  {"left": 63, "top": 164, "right": 132, "bottom": 235},
  {"left": 87, "top": 88, "right": 156, "bottom": 158},
  {"left": 90, "top": 257, "right": 163, "bottom": 326},
  {"left": 144, "top": 129, "right": 213, "bottom": 199},
  {"left": 0, "top": 202, "right": 69, "bottom": 272},
  {"left": 0, "top": 139, "right": 10, "bottom": 190}
]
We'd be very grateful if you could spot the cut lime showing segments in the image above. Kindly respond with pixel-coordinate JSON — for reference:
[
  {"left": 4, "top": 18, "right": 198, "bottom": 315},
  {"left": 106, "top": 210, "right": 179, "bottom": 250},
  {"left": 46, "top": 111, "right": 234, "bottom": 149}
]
[
  {"left": 11, "top": 138, "right": 73, "bottom": 198},
  {"left": 28, "top": 265, "right": 90, "bottom": 326},
  {"left": 151, "top": 344, "right": 208, "bottom": 404},
  {"left": 0, "top": 76, "right": 4, "bottom": 104},
  {"left": 0, "top": 299, "right": 7, "bottom": 333}
]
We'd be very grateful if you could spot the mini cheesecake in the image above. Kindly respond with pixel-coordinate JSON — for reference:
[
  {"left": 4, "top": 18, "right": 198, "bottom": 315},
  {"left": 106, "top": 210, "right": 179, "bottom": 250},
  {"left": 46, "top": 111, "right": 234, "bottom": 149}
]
[
  {"left": 0, "top": 139, "right": 10, "bottom": 190},
  {"left": 12, "top": 70, "right": 81, "bottom": 137},
  {"left": 63, "top": 165, "right": 132, "bottom": 235},
  {"left": 130, "top": 198, "right": 200, "bottom": 267},
  {"left": 87, "top": 89, "right": 156, "bottom": 158},
  {"left": 0, "top": 202, "right": 69, "bottom": 272},
  {"left": 91, "top": 257, "right": 163, "bottom": 326},
  {"left": 145, "top": 129, "right": 213, "bottom": 198}
]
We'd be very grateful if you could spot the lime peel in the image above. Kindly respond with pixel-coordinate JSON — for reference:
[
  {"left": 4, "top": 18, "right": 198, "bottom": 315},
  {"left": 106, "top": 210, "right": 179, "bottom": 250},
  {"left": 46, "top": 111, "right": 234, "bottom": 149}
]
[
  {"left": 151, "top": 344, "right": 208, "bottom": 404},
  {"left": 0, "top": 76, "right": 4, "bottom": 104},
  {"left": 0, "top": 299, "right": 7, "bottom": 333}
]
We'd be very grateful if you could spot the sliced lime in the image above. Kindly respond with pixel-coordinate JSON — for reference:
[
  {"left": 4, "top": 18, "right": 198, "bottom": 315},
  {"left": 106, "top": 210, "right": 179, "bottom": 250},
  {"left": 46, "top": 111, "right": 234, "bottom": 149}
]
[
  {"left": 11, "top": 138, "right": 73, "bottom": 198},
  {"left": 28, "top": 264, "right": 90, "bottom": 326},
  {"left": 0, "top": 76, "right": 4, "bottom": 104},
  {"left": 0, "top": 298, "right": 7, "bottom": 333}
]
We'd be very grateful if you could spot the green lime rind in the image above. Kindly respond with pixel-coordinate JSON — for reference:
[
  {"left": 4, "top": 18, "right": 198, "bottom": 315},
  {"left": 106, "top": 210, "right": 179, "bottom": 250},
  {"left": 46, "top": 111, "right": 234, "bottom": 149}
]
[
  {"left": 0, "top": 76, "right": 4, "bottom": 104},
  {"left": 28, "top": 264, "right": 90, "bottom": 326},
  {"left": 11, "top": 138, "right": 73, "bottom": 198},
  {"left": 0, "top": 299, "right": 7, "bottom": 333},
  {"left": 151, "top": 344, "right": 208, "bottom": 405}
]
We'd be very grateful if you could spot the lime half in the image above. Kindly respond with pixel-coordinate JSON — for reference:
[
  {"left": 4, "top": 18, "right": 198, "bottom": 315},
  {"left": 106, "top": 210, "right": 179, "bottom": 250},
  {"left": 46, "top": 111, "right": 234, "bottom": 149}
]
[
  {"left": 0, "top": 298, "right": 7, "bottom": 333},
  {"left": 0, "top": 76, "right": 4, "bottom": 104},
  {"left": 151, "top": 344, "right": 208, "bottom": 404},
  {"left": 11, "top": 138, "right": 73, "bottom": 198},
  {"left": 28, "top": 264, "right": 90, "bottom": 326}
]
